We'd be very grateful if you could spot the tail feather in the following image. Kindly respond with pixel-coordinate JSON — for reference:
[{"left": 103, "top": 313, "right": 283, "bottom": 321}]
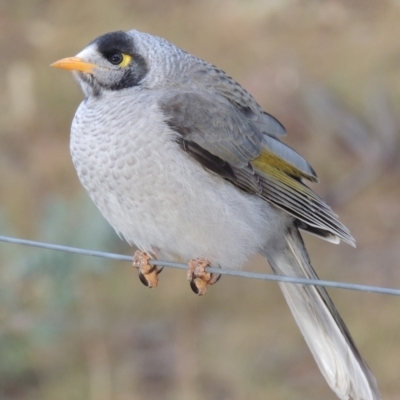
[{"left": 263, "top": 226, "right": 380, "bottom": 400}]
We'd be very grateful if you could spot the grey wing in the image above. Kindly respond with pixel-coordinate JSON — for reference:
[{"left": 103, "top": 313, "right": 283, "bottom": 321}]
[
  {"left": 159, "top": 90, "right": 264, "bottom": 168},
  {"left": 191, "top": 61, "right": 287, "bottom": 138},
  {"left": 158, "top": 89, "right": 305, "bottom": 167},
  {"left": 212, "top": 70, "right": 287, "bottom": 138},
  {"left": 158, "top": 90, "right": 354, "bottom": 245}
]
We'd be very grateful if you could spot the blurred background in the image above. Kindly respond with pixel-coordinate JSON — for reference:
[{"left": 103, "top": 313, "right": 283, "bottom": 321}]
[{"left": 1, "top": 0, "right": 400, "bottom": 399}]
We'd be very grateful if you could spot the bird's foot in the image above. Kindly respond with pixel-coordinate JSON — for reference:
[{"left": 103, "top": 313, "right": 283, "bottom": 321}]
[
  {"left": 133, "top": 250, "right": 163, "bottom": 288},
  {"left": 187, "top": 258, "right": 221, "bottom": 296}
]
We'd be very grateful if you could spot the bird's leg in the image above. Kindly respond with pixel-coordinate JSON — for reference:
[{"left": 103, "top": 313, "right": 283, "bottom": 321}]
[
  {"left": 132, "top": 250, "right": 163, "bottom": 288},
  {"left": 187, "top": 258, "right": 221, "bottom": 296}
]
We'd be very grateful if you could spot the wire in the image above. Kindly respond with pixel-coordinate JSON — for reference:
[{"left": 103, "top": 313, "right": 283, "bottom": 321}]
[{"left": 1, "top": 234, "right": 399, "bottom": 297}]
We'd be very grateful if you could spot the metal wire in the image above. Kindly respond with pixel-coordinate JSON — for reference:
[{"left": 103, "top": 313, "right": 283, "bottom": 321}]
[{"left": 1, "top": 234, "right": 399, "bottom": 297}]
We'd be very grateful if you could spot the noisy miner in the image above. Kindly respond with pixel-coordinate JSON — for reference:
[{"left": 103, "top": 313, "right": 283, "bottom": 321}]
[{"left": 52, "top": 30, "right": 380, "bottom": 400}]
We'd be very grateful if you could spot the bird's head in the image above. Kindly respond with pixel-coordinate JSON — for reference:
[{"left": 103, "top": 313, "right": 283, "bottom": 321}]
[{"left": 51, "top": 31, "right": 151, "bottom": 98}]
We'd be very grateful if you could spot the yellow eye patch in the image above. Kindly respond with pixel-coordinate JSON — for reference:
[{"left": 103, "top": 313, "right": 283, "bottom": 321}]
[{"left": 119, "top": 53, "right": 132, "bottom": 67}]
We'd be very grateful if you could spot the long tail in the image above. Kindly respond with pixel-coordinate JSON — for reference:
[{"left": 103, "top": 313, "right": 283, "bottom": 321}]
[{"left": 262, "top": 225, "right": 380, "bottom": 400}]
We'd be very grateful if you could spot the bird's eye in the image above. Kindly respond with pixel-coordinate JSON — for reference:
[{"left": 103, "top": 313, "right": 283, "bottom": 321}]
[{"left": 107, "top": 52, "right": 123, "bottom": 65}]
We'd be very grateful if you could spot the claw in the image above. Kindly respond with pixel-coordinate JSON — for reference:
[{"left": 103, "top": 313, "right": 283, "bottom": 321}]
[
  {"left": 187, "top": 258, "right": 221, "bottom": 296},
  {"left": 133, "top": 250, "right": 162, "bottom": 288}
]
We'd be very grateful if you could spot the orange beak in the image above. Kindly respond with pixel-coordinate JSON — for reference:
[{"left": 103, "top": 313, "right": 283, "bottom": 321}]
[{"left": 50, "top": 57, "right": 97, "bottom": 74}]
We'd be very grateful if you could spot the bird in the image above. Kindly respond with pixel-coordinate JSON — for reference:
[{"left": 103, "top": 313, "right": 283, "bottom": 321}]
[{"left": 51, "top": 30, "right": 380, "bottom": 400}]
